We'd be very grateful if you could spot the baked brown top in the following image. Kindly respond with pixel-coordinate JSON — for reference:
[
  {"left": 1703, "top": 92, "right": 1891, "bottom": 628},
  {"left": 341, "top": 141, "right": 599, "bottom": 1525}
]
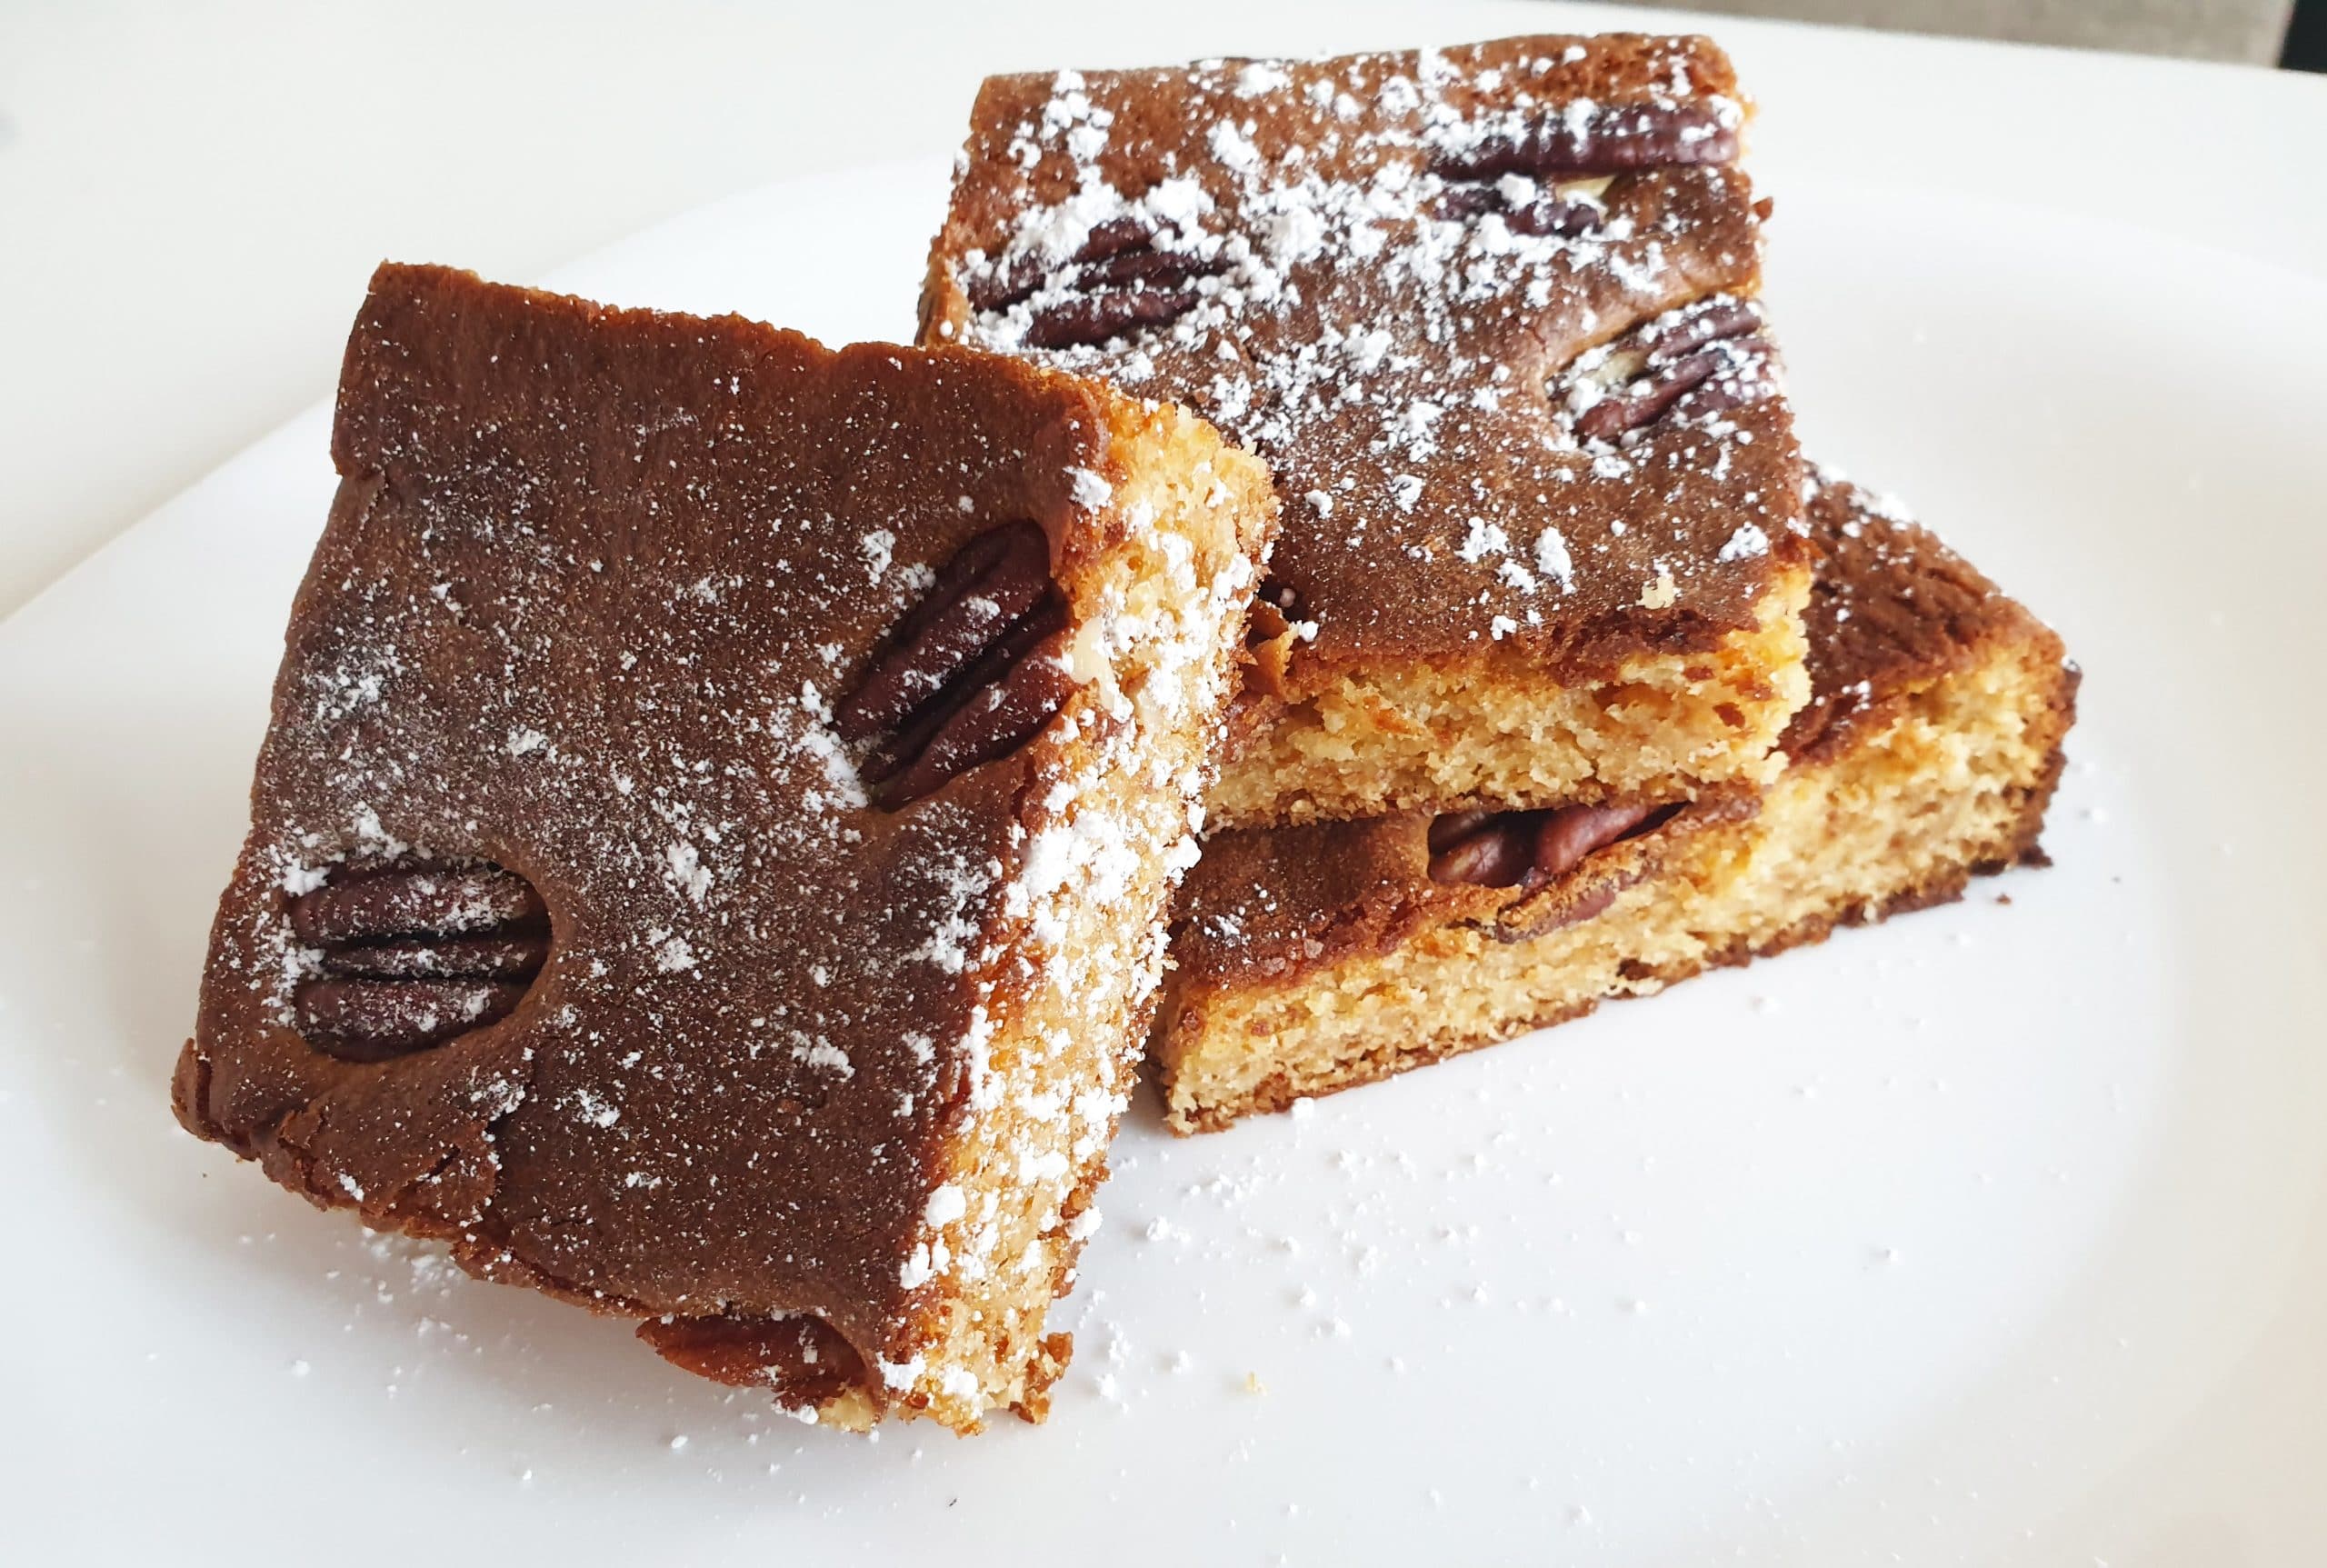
[
  {"left": 1781, "top": 470, "right": 2051, "bottom": 765},
  {"left": 924, "top": 33, "right": 1806, "bottom": 685},
  {"left": 1172, "top": 468, "right": 2064, "bottom": 992},
  {"left": 175, "top": 264, "right": 1180, "bottom": 1367}
]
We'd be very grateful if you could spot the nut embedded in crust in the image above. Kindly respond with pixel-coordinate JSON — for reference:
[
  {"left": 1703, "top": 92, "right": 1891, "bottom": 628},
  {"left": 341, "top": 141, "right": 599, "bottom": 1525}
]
[
  {"left": 1430, "top": 175, "right": 1606, "bottom": 239},
  {"left": 288, "top": 860, "right": 548, "bottom": 1061},
  {"left": 1430, "top": 99, "right": 1739, "bottom": 182},
  {"left": 834, "top": 521, "right": 1074, "bottom": 810},
  {"left": 1426, "top": 801, "right": 1673, "bottom": 891},
  {"left": 965, "top": 220, "right": 1227, "bottom": 350},
  {"left": 1561, "top": 296, "right": 1777, "bottom": 444}
]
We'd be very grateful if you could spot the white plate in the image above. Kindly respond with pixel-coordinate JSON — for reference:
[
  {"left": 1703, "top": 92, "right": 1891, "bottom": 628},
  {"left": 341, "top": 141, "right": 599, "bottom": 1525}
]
[{"left": 3, "top": 156, "right": 2324, "bottom": 1565}]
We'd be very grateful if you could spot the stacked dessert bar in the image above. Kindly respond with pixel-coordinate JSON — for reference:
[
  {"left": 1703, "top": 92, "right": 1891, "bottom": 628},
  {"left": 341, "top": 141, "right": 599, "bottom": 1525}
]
[
  {"left": 924, "top": 36, "right": 1811, "bottom": 834},
  {"left": 1156, "top": 473, "right": 2074, "bottom": 1126},
  {"left": 176, "top": 32, "right": 2072, "bottom": 1433},
  {"left": 921, "top": 33, "right": 2071, "bottom": 1134}
]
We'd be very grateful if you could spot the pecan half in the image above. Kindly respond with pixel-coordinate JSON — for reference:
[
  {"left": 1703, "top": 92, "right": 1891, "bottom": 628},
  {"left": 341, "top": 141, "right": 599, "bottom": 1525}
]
[
  {"left": 1565, "top": 297, "right": 1775, "bottom": 444},
  {"left": 971, "top": 221, "right": 1227, "bottom": 349},
  {"left": 1425, "top": 808, "right": 1538, "bottom": 886},
  {"left": 1636, "top": 298, "right": 1763, "bottom": 363},
  {"left": 1427, "top": 801, "right": 1675, "bottom": 892},
  {"left": 1431, "top": 180, "right": 1603, "bottom": 239},
  {"left": 1532, "top": 802, "right": 1663, "bottom": 879},
  {"left": 965, "top": 217, "right": 1151, "bottom": 312},
  {"left": 1024, "top": 289, "right": 1203, "bottom": 351},
  {"left": 290, "top": 860, "right": 547, "bottom": 1062},
  {"left": 1432, "top": 101, "right": 1737, "bottom": 183},
  {"left": 835, "top": 522, "right": 1073, "bottom": 809}
]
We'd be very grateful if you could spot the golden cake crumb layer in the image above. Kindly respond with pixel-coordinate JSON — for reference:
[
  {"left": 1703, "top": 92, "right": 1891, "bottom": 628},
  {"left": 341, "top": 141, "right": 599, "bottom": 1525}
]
[
  {"left": 1156, "top": 473, "right": 2075, "bottom": 1131},
  {"left": 923, "top": 34, "right": 1813, "bottom": 825}
]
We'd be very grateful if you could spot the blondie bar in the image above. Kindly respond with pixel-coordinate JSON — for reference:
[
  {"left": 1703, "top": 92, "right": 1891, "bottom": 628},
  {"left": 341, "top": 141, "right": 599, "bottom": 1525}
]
[
  {"left": 1155, "top": 472, "right": 2074, "bottom": 1130},
  {"left": 924, "top": 34, "right": 1812, "bottom": 828},
  {"left": 175, "top": 264, "right": 1278, "bottom": 1427}
]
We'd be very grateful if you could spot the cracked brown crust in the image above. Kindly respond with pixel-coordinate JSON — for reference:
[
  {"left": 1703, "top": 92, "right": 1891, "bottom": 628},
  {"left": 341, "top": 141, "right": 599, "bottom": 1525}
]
[
  {"left": 1781, "top": 474, "right": 2059, "bottom": 765},
  {"left": 922, "top": 35, "right": 1811, "bottom": 819},
  {"left": 174, "top": 263, "right": 1273, "bottom": 1427},
  {"left": 1157, "top": 470, "right": 2078, "bottom": 1127}
]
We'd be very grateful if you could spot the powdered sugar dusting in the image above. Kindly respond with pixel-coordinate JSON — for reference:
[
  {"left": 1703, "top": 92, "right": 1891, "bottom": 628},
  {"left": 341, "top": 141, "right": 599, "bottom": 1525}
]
[
  {"left": 1717, "top": 522, "right": 1770, "bottom": 563},
  {"left": 203, "top": 267, "right": 1264, "bottom": 1433},
  {"left": 942, "top": 36, "right": 1796, "bottom": 663}
]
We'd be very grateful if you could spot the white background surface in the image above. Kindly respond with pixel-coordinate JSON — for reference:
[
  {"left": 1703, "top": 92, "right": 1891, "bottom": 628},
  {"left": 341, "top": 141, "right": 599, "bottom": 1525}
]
[
  {"left": 3, "top": 0, "right": 2324, "bottom": 619},
  {"left": 5, "top": 5, "right": 2327, "bottom": 1564}
]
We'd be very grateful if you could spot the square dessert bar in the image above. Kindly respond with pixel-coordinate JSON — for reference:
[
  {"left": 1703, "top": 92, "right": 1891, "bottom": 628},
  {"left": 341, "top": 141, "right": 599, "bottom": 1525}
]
[
  {"left": 174, "top": 264, "right": 1278, "bottom": 1430},
  {"left": 923, "top": 33, "right": 1813, "bottom": 829},
  {"left": 1154, "top": 472, "right": 2077, "bottom": 1131}
]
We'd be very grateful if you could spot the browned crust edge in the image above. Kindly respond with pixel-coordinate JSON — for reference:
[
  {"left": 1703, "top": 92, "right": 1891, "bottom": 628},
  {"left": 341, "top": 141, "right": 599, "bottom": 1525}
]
[{"left": 1162, "top": 677, "right": 2076, "bottom": 1134}]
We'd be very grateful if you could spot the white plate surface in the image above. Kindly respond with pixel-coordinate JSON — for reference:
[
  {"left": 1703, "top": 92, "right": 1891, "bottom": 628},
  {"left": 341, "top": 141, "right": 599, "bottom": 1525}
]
[{"left": 3, "top": 156, "right": 2324, "bottom": 1564}]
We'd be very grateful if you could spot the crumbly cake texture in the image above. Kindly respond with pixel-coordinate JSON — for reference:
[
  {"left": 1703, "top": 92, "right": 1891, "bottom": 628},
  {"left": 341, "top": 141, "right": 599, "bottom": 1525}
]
[
  {"left": 921, "top": 33, "right": 1813, "bottom": 828},
  {"left": 1154, "top": 472, "right": 2077, "bottom": 1131},
  {"left": 174, "top": 264, "right": 1278, "bottom": 1430}
]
